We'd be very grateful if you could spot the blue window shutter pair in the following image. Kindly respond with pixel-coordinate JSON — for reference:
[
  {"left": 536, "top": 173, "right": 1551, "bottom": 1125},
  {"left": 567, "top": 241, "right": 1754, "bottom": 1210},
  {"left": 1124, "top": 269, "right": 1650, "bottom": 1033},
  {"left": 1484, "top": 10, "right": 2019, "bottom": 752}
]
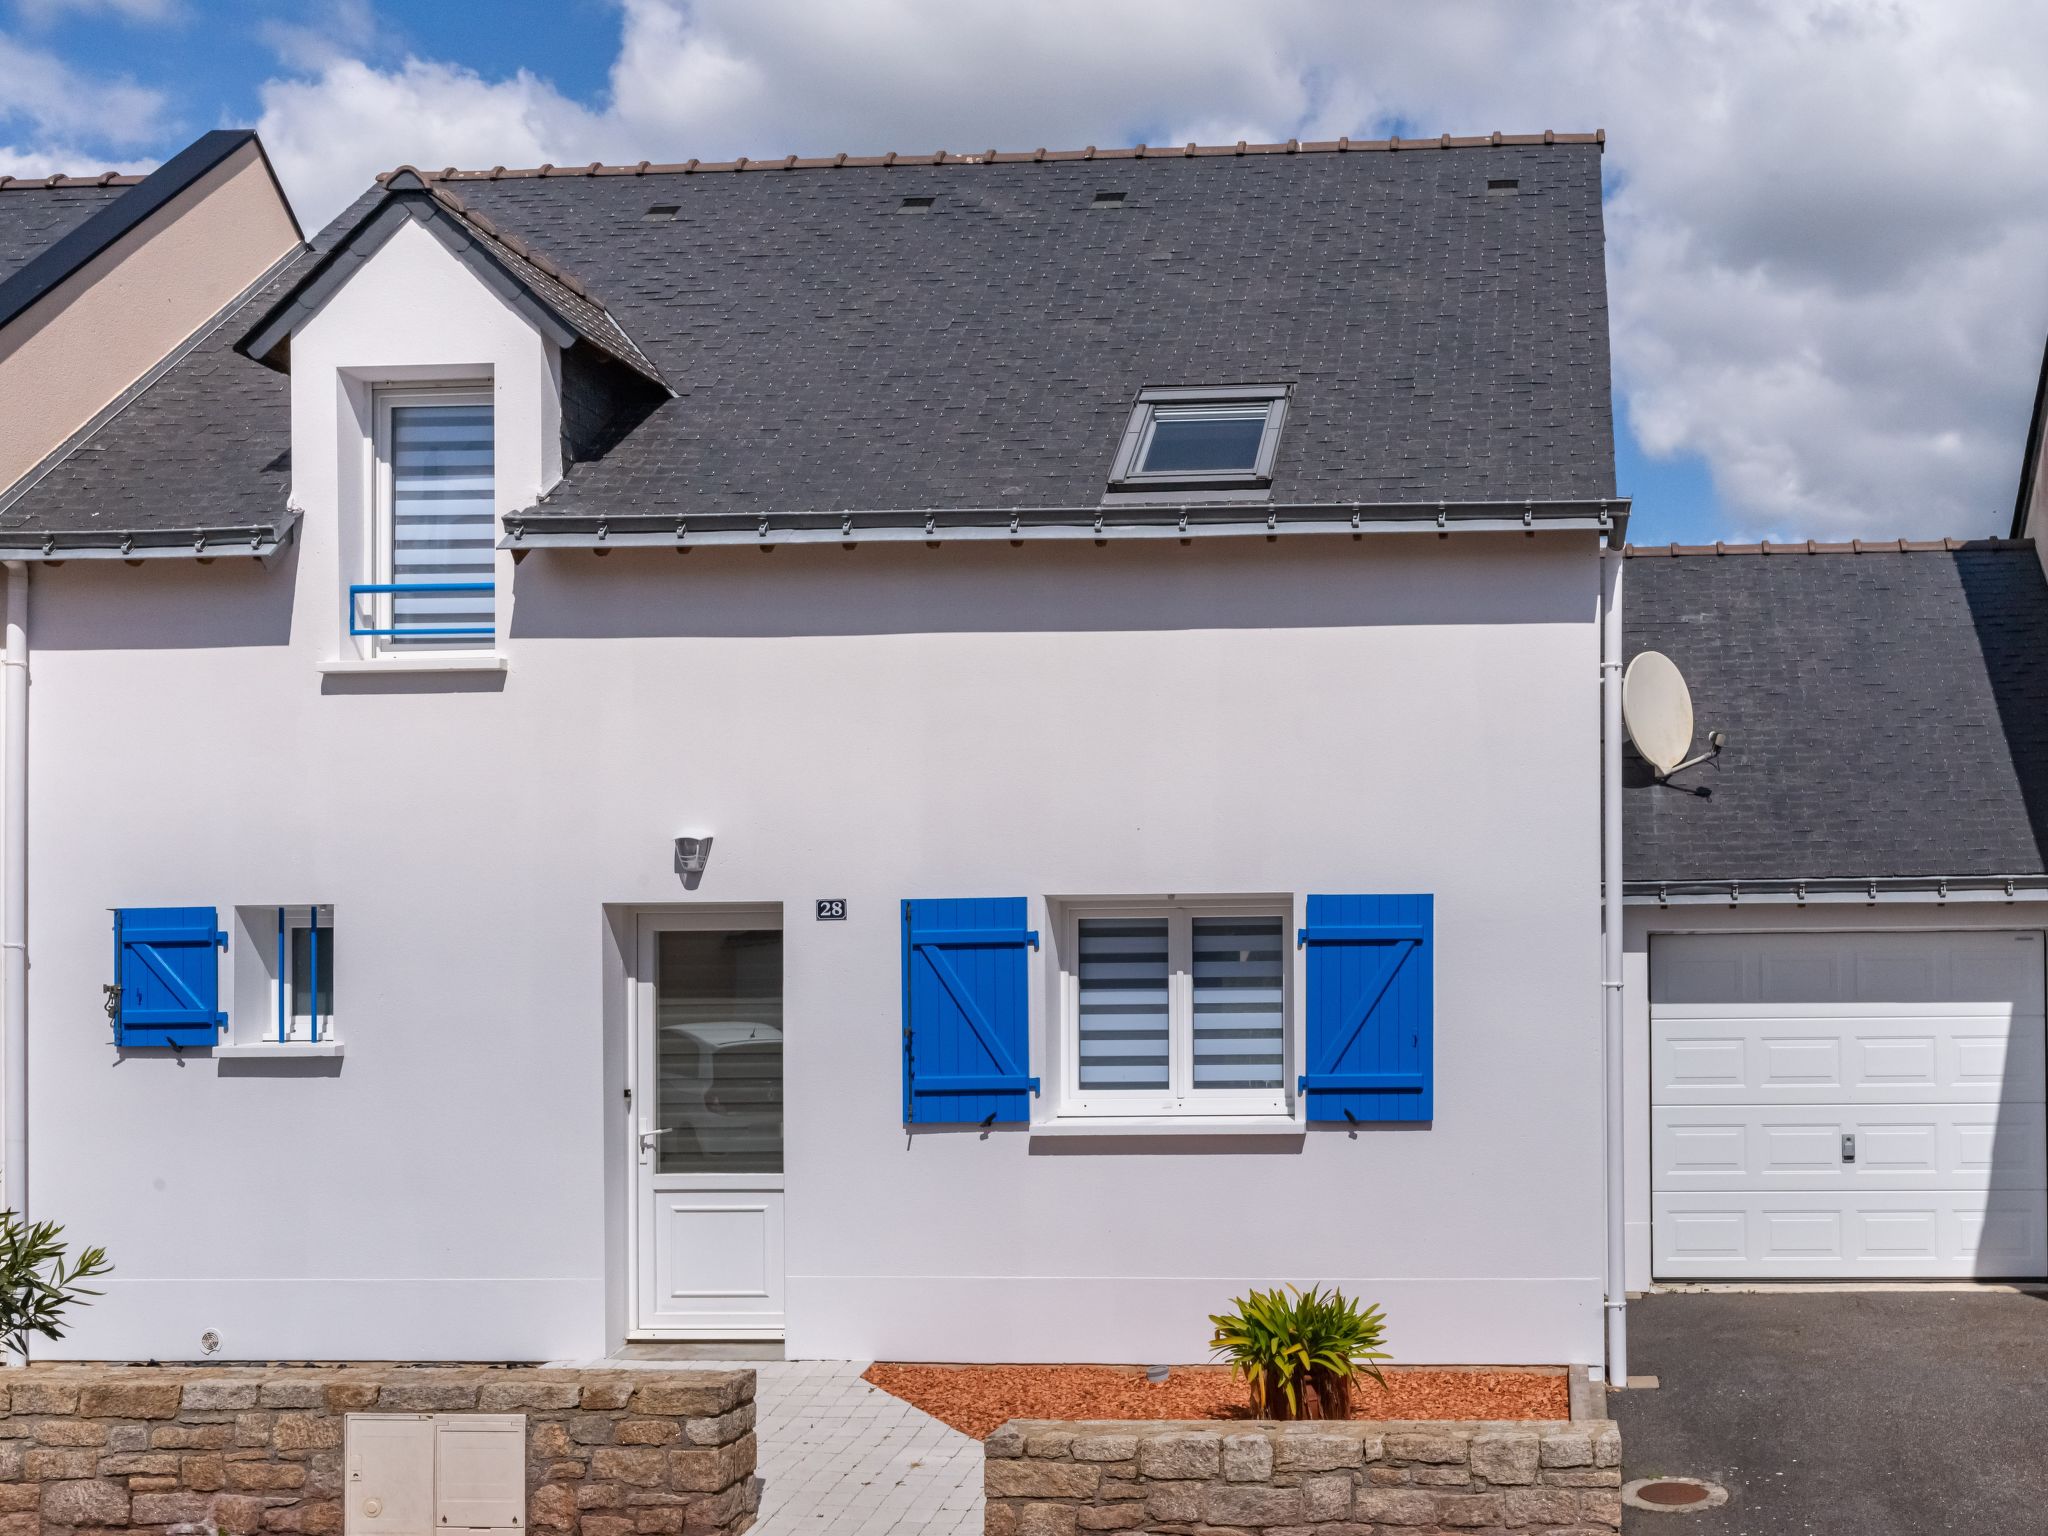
[
  {"left": 1299, "top": 894, "right": 1434, "bottom": 1123},
  {"left": 113, "top": 907, "right": 227, "bottom": 1049},
  {"left": 901, "top": 898, "right": 1039, "bottom": 1125},
  {"left": 898, "top": 892, "right": 1432, "bottom": 1126}
]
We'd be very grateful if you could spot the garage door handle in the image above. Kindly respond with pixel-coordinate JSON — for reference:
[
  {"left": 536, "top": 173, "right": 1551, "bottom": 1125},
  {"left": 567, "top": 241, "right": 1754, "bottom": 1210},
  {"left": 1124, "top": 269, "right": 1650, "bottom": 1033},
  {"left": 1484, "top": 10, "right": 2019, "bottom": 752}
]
[{"left": 1842, "top": 1133, "right": 1855, "bottom": 1163}]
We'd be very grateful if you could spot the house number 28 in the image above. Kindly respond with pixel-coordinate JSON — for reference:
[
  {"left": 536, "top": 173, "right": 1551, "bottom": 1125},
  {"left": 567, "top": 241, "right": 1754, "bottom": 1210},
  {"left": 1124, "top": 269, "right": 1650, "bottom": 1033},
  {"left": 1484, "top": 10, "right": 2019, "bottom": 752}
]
[{"left": 816, "top": 899, "right": 848, "bottom": 921}]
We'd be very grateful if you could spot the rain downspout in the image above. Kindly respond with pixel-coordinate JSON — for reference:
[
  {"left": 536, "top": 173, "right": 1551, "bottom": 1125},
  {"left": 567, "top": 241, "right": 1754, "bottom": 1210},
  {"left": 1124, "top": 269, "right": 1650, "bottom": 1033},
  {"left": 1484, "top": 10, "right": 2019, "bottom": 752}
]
[
  {"left": 1600, "top": 537, "right": 1628, "bottom": 1386},
  {"left": 3, "top": 561, "right": 26, "bottom": 1222}
]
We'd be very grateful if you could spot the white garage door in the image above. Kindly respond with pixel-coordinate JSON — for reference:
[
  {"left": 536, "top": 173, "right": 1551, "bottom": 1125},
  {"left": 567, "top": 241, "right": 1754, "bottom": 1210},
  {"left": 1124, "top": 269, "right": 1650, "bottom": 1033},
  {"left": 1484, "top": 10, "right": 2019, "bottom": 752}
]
[{"left": 1651, "top": 931, "right": 2048, "bottom": 1278}]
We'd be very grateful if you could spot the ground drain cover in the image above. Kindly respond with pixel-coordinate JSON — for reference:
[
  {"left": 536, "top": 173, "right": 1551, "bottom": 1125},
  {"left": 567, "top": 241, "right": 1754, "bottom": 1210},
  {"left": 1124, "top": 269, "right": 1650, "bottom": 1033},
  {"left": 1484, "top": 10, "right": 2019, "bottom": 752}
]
[{"left": 1622, "top": 1477, "right": 1729, "bottom": 1514}]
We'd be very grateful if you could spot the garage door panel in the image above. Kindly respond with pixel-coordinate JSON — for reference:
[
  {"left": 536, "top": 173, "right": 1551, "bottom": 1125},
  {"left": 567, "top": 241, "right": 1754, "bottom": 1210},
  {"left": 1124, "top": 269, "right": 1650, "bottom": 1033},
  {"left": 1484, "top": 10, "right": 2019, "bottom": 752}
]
[
  {"left": 1653, "top": 932, "right": 2044, "bottom": 1009},
  {"left": 1652, "top": 932, "right": 2047, "bottom": 1280},
  {"left": 1654, "top": 1192, "right": 2048, "bottom": 1277},
  {"left": 1656, "top": 1104, "right": 2048, "bottom": 1189},
  {"left": 1653, "top": 1017, "right": 2045, "bottom": 1104}
]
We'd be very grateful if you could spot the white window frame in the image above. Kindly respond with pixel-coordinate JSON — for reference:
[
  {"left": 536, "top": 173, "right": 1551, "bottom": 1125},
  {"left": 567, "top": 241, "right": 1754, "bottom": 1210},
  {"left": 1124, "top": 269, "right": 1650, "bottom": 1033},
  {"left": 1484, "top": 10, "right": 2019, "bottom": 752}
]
[
  {"left": 365, "top": 385, "right": 496, "bottom": 658},
  {"left": 1054, "top": 896, "right": 1295, "bottom": 1120}
]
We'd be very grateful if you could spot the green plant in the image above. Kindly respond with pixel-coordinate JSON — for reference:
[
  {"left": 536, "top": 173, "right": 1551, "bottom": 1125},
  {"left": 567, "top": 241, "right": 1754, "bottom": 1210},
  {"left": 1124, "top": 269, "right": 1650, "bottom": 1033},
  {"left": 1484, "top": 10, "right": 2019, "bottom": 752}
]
[
  {"left": 1208, "top": 1284, "right": 1390, "bottom": 1421},
  {"left": 0, "top": 1212, "right": 110, "bottom": 1359}
]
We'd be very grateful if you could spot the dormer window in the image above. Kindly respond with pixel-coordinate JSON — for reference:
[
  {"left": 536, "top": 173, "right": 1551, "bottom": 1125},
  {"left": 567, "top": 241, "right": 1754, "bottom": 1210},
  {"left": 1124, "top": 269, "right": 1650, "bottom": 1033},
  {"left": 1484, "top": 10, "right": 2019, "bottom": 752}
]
[
  {"left": 351, "top": 388, "right": 496, "bottom": 654},
  {"left": 1109, "top": 385, "right": 1289, "bottom": 492}
]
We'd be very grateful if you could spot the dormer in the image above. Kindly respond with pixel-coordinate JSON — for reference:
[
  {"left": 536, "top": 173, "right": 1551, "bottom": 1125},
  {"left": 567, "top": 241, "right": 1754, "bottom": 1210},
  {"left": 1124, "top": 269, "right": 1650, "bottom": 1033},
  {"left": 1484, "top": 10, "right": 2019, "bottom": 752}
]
[{"left": 234, "top": 169, "right": 667, "bottom": 668}]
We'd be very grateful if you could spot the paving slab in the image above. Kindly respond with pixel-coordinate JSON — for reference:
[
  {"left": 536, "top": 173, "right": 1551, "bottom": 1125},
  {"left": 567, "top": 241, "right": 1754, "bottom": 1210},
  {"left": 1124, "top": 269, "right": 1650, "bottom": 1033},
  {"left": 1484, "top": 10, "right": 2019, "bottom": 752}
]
[{"left": 583, "top": 1356, "right": 982, "bottom": 1536}]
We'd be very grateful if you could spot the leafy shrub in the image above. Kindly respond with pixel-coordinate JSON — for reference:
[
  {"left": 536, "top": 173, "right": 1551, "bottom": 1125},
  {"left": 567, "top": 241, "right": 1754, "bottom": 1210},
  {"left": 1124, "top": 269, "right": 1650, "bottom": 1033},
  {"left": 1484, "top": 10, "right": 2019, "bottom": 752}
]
[
  {"left": 0, "top": 1212, "right": 110, "bottom": 1358},
  {"left": 1208, "top": 1284, "right": 1389, "bottom": 1420}
]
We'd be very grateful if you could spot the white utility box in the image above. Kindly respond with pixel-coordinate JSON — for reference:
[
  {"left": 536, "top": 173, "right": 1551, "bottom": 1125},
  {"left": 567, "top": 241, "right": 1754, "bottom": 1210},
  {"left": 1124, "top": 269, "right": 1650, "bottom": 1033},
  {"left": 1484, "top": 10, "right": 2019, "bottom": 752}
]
[{"left": 345, "top": 1414, "right": 526, "bottom": 1534}]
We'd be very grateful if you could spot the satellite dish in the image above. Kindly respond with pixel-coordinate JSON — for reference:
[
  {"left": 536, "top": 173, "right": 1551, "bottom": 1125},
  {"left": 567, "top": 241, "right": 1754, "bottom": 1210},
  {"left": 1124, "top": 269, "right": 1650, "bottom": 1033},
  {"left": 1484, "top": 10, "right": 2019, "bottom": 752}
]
[{"left": 1623, "top": 651, "right": 1695, "bottom": 776}]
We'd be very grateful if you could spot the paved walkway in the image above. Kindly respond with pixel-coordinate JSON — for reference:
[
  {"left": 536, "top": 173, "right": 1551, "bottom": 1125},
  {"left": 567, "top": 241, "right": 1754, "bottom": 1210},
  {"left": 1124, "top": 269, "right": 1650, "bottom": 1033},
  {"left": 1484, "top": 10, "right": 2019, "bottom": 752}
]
[
  {"left": 1612, "top": 1288, "right": 2048, "bottom": 1534},
  {"left": 580, "top": 1357, "right": 983, "bottom": 1536}
]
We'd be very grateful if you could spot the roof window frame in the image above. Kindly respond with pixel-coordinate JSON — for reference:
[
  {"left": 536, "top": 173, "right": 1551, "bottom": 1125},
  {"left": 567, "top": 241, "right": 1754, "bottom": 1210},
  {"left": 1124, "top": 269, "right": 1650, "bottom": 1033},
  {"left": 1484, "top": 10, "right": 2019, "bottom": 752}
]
[{"left": 1108, "top": 384, "right": 1291, "bottom": 494}]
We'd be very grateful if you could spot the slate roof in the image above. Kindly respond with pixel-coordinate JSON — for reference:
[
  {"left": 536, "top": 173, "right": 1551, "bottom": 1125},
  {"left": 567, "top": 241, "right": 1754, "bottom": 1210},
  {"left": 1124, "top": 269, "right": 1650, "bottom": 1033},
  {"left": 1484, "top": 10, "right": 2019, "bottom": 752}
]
[
  {"left": 1623, "top": 542, "right": 2048, "bottom": 889},
  {"left": 0, "top": 135, "right": 1617, "bottom": 550},
  {"left": 0, "top": 183, "right": 133, "bottom": 287}
]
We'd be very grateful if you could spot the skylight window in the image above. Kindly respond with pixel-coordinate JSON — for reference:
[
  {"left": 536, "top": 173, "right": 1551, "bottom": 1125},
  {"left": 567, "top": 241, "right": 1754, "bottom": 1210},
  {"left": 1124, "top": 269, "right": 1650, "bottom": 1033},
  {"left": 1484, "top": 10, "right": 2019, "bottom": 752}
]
[
  {"left": 898, "top": 195, "right": 935, "bottom": 213},
  {"left": 1109, "top": 385, "right": 1290, "bottom": 491},
  {"left": 643, "top": 204, "right": 680, "bottom": 221},
  {"left": 1092, "top": 191, "right": 1126, "bottom": 209}
]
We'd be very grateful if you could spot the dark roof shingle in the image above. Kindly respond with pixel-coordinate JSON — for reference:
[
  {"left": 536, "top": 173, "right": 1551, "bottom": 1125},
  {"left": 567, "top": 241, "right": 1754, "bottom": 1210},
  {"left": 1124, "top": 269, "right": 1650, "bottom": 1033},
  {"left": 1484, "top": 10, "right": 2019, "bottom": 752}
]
[
  {"left": 0, "top": 184, "right": 130, "bottom": 287},
  {"left": 1624, "top": 544, "right": 2048, "bottom": 885}
]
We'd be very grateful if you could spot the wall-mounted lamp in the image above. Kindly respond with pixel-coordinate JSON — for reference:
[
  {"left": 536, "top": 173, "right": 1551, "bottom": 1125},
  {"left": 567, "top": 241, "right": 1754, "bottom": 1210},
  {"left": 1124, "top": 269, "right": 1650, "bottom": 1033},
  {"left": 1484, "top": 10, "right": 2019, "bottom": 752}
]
[{"left": 674, "top": 836, "right": 714, "bottom": 878}]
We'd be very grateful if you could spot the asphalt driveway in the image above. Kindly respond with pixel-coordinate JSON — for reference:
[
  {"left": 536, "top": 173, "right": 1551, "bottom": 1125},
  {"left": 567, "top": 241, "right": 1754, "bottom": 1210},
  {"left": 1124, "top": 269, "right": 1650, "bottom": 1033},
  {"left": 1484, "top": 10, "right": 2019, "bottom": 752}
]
[{"left": 1611, "top": 1289, "right": 2048, "bottom": 1533}]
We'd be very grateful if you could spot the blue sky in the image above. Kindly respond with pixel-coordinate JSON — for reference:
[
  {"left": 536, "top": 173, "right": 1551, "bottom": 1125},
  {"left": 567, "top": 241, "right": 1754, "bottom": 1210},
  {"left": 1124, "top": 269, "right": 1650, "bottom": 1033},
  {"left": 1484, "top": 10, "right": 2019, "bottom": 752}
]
[{"left": 5, "top": 1, "right": 2041, "bottom": 547}]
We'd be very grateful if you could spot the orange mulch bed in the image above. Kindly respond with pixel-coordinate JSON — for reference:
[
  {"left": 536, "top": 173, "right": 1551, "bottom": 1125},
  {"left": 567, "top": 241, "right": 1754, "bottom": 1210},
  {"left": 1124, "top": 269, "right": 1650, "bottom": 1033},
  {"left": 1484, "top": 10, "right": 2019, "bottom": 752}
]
[{"left": 862, "top": 1363, "right": 1569, "bottom": 1439}]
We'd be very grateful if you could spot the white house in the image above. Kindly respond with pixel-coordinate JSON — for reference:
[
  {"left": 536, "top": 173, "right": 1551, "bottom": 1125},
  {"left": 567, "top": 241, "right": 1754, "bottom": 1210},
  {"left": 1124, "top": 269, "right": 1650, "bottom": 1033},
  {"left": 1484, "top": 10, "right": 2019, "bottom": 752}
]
[{"left": 0, "top": 135, "right": 1635, "bottom": 1371}]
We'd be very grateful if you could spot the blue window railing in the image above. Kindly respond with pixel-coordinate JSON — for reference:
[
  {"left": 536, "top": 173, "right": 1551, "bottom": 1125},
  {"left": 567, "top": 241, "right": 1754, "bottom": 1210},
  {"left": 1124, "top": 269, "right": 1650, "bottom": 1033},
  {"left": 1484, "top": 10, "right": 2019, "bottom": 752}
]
[
  {"left": 348, "top": 581, "right": 496, "bottom": 639},
  {"left": 276, "top": 905, "right": 330, "bottom": 1044}
]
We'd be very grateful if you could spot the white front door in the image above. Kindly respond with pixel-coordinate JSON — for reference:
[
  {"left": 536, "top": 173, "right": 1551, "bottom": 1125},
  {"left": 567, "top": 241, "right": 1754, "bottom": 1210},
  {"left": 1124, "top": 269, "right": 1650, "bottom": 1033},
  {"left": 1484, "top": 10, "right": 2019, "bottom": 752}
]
[
  {"left": 1651, "top": 930, "right": 2048, "bottom": 1279},
  {"left": 633, "top": 912, "right": 786, "bottom": 1337}
]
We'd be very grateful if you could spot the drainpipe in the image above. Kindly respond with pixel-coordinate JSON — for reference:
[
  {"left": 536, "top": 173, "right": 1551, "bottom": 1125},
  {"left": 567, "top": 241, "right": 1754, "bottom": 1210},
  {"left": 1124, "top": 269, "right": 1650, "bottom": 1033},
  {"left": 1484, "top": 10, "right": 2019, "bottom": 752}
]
[
  {"left": 2, "top": 562, "right": 25, "bottom": 1223},
  {"left": 1599, "top": 540, "right": 1628, "bottom": 1386}
]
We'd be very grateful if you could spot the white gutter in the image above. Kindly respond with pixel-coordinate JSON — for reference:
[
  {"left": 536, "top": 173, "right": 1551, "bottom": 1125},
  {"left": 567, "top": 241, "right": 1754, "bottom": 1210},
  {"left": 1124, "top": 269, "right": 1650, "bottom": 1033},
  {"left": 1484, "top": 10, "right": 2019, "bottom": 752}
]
[
  {"left": 3, "top": 562, "right": 25, "bottom": 1220},
  {"left": 1599, "top": 540, "right": 1627, "bottom": 1386}
]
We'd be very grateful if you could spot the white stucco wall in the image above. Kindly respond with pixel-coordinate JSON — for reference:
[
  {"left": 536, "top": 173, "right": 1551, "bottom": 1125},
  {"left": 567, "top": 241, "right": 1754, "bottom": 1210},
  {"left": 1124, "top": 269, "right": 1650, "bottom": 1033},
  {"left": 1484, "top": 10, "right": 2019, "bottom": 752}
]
[{"left": 13, "top": 224, "right": 1611, "bottom": 1367}]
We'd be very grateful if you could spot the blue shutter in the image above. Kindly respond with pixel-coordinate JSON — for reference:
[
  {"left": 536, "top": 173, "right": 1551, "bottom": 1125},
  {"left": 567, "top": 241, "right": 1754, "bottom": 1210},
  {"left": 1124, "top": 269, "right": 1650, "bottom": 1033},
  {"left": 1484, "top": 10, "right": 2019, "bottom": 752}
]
[
  {"left": 113, "top": 907, "right": 227, "bottom": 1049},
  {"left": 1298, "top": 894, "right": 1432, "bottom": 1122},
  {"left": 902, "top": 898, "right": 1039, "bottom": 1126}
]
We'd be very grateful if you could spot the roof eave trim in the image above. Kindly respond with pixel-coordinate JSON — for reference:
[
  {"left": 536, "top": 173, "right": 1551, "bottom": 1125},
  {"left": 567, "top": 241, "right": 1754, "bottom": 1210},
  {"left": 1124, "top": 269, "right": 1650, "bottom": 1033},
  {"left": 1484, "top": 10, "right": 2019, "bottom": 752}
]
[
  {"left": 0, "top": 511, "right": 300, "bottom": 561},
  {"left": 1625, "top": 873, "right": 2048, "bottom": 906},
  {"left": 501, "top": 498, "right": 1630, "bottom": 549},
  {"left": 0, "top": 129, "right": 263, "bottom": 333}
]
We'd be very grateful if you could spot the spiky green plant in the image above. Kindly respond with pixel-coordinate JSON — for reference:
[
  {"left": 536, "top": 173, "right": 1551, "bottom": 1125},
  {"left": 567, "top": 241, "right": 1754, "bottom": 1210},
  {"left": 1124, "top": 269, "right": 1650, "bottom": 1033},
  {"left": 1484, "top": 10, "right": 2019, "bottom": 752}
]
[
  {"left": 1208, "top": 1285, "right": 1389, "bottom": 1421},
  {"left": 0, "top": 1212, "right": 110, "bottom": 1359}
]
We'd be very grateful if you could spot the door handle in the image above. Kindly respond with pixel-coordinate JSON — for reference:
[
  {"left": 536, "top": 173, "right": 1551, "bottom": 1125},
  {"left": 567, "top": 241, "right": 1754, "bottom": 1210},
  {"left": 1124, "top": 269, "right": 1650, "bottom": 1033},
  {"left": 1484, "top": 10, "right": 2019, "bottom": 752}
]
[
  {"left": 1842, "top": 1133, "right": 1856, "bottom": 1164},
  {"left": 639, "top": 1128, "right": 671, "bottom": 1155}
]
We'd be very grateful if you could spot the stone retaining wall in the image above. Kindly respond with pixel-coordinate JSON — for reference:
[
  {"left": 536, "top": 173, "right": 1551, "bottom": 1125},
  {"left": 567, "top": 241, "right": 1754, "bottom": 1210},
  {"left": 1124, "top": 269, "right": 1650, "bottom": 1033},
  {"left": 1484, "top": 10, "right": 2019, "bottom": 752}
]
[
  {"left": 0, "top": 1365, "right": 759, "bottom": 1535},
  {"left": 986, "top": 1417, "right": 1621, "bottom": 1534}
]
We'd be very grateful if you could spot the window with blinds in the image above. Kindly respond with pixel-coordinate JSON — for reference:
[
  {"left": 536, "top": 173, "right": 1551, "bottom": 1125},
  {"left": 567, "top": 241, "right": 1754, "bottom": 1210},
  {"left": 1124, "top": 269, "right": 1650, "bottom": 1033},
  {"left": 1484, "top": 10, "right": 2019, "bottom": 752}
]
[
  {"left": 377, "top": 395, "right": 496, "bottom": 650},
  {"left": 1063, "top": 903, "right": 1291, "bottom": 1116},
  {"left": 1077, "top": 918, "right": 1170, "bottom": 1091}
]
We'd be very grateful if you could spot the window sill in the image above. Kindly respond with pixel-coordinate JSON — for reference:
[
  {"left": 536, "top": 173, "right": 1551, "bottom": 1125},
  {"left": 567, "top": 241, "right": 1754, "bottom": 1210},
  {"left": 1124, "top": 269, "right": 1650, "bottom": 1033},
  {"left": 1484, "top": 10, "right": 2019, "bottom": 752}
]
[
  {"left": 214, "top": 1041, "right": 346, "bottom": 1059},
  {"left": 1030, "top": 1116, "right": 1303, "bottom": 1139},
  {"left": 318, "top": 656, "right": 506, "bottom": 676}
]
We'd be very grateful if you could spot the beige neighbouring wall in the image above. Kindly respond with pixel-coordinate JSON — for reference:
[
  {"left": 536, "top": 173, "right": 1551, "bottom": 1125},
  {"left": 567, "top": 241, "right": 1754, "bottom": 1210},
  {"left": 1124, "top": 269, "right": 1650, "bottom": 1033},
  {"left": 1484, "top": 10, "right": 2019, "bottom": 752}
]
[{"left": 0, "top": 140, "right": 300, "bottom": 494}]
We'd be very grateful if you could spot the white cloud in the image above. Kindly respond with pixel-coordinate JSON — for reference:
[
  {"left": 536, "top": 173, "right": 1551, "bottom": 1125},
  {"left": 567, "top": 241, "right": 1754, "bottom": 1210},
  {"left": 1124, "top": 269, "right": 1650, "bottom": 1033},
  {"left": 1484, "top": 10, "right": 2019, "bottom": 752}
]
[
  {"left": 248, "top": 0, "right": 2048, "bottom": 539},
  {"left": 10, "top": 0, "right": 178, "bottom": 21},
  {"left": 0, "top": 31, "right": 165, "bottom": 154},
  {"left": 0, "top": 142, "right": 152, "bottom": 179}
]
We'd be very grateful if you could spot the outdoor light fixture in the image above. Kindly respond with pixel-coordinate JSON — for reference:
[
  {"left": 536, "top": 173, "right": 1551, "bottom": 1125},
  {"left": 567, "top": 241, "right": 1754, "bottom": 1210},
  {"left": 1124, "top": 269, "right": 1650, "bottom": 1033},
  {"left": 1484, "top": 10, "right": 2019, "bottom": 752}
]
[{"left": 674, "top": 836, "right": 714, "bottom": 877}]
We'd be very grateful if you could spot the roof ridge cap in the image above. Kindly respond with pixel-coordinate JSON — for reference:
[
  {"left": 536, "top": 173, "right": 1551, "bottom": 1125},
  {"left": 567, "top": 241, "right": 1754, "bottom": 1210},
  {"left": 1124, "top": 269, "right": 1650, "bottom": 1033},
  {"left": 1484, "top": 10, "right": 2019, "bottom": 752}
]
[{"left": 385, "top": 129, "right": 1606, "bottom": 183}]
